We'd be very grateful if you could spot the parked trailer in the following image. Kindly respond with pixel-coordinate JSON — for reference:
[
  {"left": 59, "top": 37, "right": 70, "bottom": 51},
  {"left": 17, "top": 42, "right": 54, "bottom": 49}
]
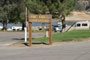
[{"left": 75, "top": 21, "right": 90, "bottom": 30}]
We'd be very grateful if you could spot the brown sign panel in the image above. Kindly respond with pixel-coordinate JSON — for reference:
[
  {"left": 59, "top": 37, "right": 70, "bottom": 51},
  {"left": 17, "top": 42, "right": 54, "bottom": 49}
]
[{"left": 29, "top": 15, "right": 52, "bottom": 23}]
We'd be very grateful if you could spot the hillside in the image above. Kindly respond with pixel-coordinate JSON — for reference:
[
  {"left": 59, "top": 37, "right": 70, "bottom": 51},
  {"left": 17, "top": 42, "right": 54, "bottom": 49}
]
[
  {"left": 66, "top": 11, "right": 90, "bottom": 21},
  {"left": 66, "top": 0, "right": 90, "bottom": 21}
]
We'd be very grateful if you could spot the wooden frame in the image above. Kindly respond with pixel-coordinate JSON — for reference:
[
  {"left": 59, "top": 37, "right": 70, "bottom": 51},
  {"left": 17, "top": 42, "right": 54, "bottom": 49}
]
[{"left": 29, "top": 15, "right": 52, "bottom": 47}]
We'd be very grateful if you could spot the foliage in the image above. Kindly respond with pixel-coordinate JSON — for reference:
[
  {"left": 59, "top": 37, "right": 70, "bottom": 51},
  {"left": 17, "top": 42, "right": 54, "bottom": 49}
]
[
  {"left": 0, "top": 0, "right": 17, "bottom": 22},
  {"left": 0, "top": 0, "right": 80, "bottom": 27},
  {"left": 24, "top": 0, "right": 48, "bottom": 14},
  {"left": 75, "top": 0, "right": 90, "bottom": 11},
  {"left": 0, "top": 0, "right": 26, "bottom": 23},
  {"left": 0, "top": 0, "right": 76, "bottom": 22},
  {"left": 74, "top": 1, "right": 84, "bottom": 11},
  {"left": 25, "top": 0, "right": 75, "bottom": 16}
]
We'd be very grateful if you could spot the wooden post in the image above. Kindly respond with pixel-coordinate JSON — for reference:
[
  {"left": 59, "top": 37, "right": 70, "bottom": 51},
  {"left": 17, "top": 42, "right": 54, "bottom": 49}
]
[
  {"left": 29, "top": 22, "right": 32, "bottom": 47},
  {"left": 25, "top": 7, "right": 28, "bottom": 28},
  {"left": 49, "top": 19, "right": 52, "bottom": 45}
]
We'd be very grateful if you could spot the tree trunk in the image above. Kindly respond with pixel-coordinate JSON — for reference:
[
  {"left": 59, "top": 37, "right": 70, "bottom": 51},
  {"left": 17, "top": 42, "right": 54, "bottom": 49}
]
[
  {"left": 62, "top": 19, "right": 66, "bottom": 32},
  {"left": 61, "top": 14, "right": 66, "bottom": 32},
  {"left": 22, "top": 23, "right": 25, "bottom": 31},
  {"left": 3, "top": 21, "right": 7, "bottom": 31}
]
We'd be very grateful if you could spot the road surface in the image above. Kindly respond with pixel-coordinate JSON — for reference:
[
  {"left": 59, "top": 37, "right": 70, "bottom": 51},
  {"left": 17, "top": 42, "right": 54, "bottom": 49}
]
[
  {"left": 0, "top": 32, "right": 45, "bottom": 47},
  {"left": 0, "top": 41, "right": 90, "bottom": 60},
  {"left": 0, "top": 32, "right": 90, "bottom": 60}
]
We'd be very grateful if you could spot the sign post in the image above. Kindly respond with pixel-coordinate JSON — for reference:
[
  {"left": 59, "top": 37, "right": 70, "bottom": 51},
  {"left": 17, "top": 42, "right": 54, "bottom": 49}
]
[
  {"left": 24, "top": 7, "right": 28, "bottom": 43},
  {"left": 29, "top": 15, "right": 52, "bottom": 47},
  {"left": 29, "top": 22, "right": 32, "bottom": 47},
  {"left": 49, "top": 19, "right": 52, "bottom": 45}
]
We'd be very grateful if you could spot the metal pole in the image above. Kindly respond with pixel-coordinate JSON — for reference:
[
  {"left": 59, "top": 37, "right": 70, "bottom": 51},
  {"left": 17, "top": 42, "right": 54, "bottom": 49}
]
[{"left": 24, "top": 7, "right": 28, "bottom": 43}]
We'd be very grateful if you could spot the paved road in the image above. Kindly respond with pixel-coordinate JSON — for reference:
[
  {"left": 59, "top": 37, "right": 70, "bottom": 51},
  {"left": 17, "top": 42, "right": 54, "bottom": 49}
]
[
  {"left": 0, "top": 41, "right": 90, "bottom": 60},
  {"left": 0, "top": 32, "right": 45, "bottom": 47}
]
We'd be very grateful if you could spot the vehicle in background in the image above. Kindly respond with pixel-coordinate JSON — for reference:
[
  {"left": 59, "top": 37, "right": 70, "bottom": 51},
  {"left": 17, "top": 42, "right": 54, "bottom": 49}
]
[
  {"left": 7, "top": 26, "right": 22, "bottom": 31},
  {"left": 12, "top": 26, "right": 22, "bottom": 31},
  {"left": 52, "top": 22, "right": 62, "bottom": 32},
  {"left": 7, "top": 28, "right": 13, "bottom": 31},
  {"left": 53, "top": 25, "right": 62, "bottom": 32},
  {"left": 0, "top": 26, "right": 3, "bottom": 30}
]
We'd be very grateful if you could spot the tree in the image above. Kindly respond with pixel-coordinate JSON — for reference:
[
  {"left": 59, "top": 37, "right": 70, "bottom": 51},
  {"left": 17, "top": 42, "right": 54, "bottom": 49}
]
[
  {"left": 0, "top": 0, "right": 17, "bottom": 31},
  {"left": 24, "top": 0, "right": 75, "bottom": 16},
  {"left": 24, "top": 0, "right": 75, "bottom": 32},
  {"left": 0, "top": 0, "right": 27, "bottom": 31},
  {"left": 0, "top": 0, "right": 76, "bottom": 31}
]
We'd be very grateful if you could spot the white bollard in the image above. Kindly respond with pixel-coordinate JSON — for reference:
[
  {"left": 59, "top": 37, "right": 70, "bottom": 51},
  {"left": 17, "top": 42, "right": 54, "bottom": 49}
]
[
  {"left": 46, "top": 31, "right": 49, "bottom": 37},
  {"left": 25, "top": 27, "right": 27, "bottom": 43}
]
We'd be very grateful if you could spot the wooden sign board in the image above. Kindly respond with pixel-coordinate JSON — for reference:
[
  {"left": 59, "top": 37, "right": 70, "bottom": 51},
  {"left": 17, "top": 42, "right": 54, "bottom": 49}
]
[
  {"left": 29, "top": 14, "right": 52, "bottom": 47},
  {"left": 29, "top": 15, "right": 52, "bottom": 23}
]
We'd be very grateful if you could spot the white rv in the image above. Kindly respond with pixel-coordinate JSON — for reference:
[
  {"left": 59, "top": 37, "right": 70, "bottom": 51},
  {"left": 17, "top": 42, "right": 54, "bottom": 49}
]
[{"left": 75, "top": 21, "right": 90, "bottom": 30}]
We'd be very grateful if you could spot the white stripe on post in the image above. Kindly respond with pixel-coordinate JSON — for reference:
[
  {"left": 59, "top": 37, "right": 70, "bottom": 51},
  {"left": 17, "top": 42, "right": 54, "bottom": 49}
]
[{"left": 25, "top": 27, "right": 27, "bottom": 43}]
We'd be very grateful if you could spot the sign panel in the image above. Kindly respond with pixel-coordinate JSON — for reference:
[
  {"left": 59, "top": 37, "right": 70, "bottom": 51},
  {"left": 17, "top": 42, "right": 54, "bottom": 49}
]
[{"left": 29, "top": 15, "right": 52, "bottom": 23}]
